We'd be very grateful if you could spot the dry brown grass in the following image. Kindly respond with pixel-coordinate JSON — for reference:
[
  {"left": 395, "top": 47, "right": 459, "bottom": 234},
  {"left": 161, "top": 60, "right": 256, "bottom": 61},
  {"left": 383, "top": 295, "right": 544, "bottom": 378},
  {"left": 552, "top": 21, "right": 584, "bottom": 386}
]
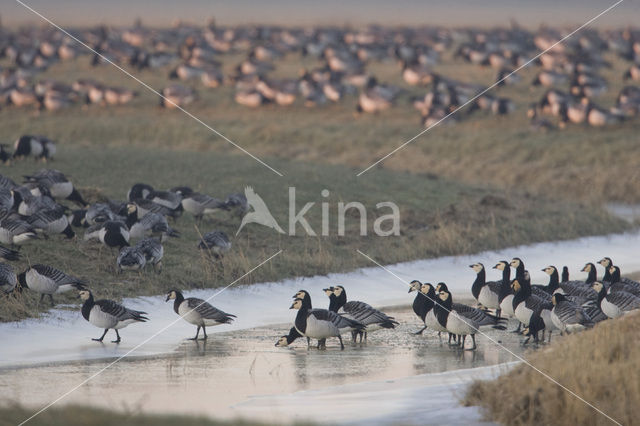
[{"left": 463, "top": 312, "right": 640, "bottom": 425}]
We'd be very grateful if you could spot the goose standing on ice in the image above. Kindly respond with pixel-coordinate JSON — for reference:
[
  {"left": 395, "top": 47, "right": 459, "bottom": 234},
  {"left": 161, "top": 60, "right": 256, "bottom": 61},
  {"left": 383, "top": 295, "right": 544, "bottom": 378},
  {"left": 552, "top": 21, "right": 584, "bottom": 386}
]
[
  {"left": 79, "top": 289, "right": 148, "bottom": 343},
  {"left": 166, "top": 289, "right": 236, "bottom": 340},
  {"left": 550, "top": 293, "right": 595, "bottom": 334},
  {"left": 331, "top": 285, "right": 398, "bottom": 342},
  {"left": 419, "top": 282, "right": 458, "bottom": 344},
  {"left": 275, "top": 326, "right": 302, "bottom": 347},
  {"left": 469, "top": 263, "right": 502, "bottom": 315}
]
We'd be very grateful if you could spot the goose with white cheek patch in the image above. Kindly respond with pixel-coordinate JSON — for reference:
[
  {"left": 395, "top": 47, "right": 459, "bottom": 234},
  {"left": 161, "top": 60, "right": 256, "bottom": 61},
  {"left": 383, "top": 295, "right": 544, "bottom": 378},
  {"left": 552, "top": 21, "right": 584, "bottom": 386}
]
[
  {"left": 433, "top": 289, "right": 500, "bottom": 351},
  {"left": 592, "top": 281, "right": 640, "bottom": 319},
  {"left": 550, "top": 293, "right": 595, "bottom": 334},
  {"left": 511, "top": 278, "right": 556, "bottom": 342},
  {"left": 469, "top": 263, "right": 502, "bottom": 315},
  {"left": 18, "top": 264, "right": 87, "bottom": 305},
  {"left": 293, "top": 290, "right": 365, "bottom": 337},
  {"left": 419, "top": 282, "right": 458, "bottom": 344},
  {"left": 275, "top": 326, "right": 303, "bottom": 347},
  {"left": 408, "top": 280, "right": 430, "bottom": 335},
  {"left": 332, "top": 285, "right": 398, "bottom": 342},
  {"left": 606, "top": 265, "right": 640, "bottom": 297},
  {"left": 166, "top": 289, "right": 236, "bottom": 340},
  {"left": 79, "top": 289, "right": 148, "bottom": 343},
  {"left": 290, "top": 297, "right": 364, "bottom": 350}
]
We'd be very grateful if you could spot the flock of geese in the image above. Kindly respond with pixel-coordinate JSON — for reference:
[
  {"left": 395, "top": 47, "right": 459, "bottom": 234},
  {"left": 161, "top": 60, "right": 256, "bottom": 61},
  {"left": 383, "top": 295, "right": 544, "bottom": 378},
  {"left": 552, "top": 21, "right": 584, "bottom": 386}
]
[
  {"left": 2, "top": 22, "right": 640, "bottom": 129},
  {"left": 275, "top": 256, "right": 640, "bottom": 351},
  {"left": 1, "top": 141, "right": 639, "bottom": 347}
]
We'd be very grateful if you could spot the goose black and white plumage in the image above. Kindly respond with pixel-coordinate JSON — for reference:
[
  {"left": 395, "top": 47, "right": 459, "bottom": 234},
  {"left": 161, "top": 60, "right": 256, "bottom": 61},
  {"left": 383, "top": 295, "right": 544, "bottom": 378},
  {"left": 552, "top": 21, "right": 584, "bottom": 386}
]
[
  {"left": 132, "top": 198, "right": 180, "bottom": 219},
  {"left": 541, "top": 266, "right": 597, "bottom": 304},
  {"left": 198, "top": 230, "right": 231, "bottom": 258},
  {"left": 127, "top": 183, "right": 154, "bottom": 202},
  {"left": 27, "top": 206, "right": 75, "bottom": 239},
  {"left": 510, "top": 258, "right": 551, "bottom": 300},
  {"left": 126, "top": 204, "right": 179, "bottom": 240},
  {"left": 436, "top": 282, "right": 507, "bottom": 330},
  {"left": 0, "top": 262, "right": 18, "bottom": 293},
  {"left": 145, "top": 190, "right": 183, "bottom": 218},
  {"left": 79, "top": 289, "right": 148, "bottom": 343},
  {"left": 116, "top": 246, "right": 146, "bottom": 272},
  {"left": 408, "top": 280, "right": 432, "bottom": 335},
  {"left": 293, "top": 290, "right": 366, "bottom": 339},
  {"left": 419, "top": 282, "right": 458, "bottom": 344},
  {"left": 135, "top": 237, "right": 163, "bottom": 272},
  {"left": 522, "top": 313, "right": 546, "bottom": 345},
  {"left": 84, "top": 203, "right": 121, "bottom": 226},
  {"left": 23, "top": 169, "right": 87, "bottom": 206},
  {"left": 290, "top": 297, "right": 364, "bottom": 350},
  {"left": 179, "top": 192, "right": 228, "bottom": 222},
  {"left": 13, "top": 187, "right": 58, "bottom": 216},
  {"left": 0, "top": 214, "right": 38, "bottom": 245},
  {"left": 550, "top": 293, "right": 595, "bottom": 333},
  {"left": 0, "top": 188, "right": 15, "bottom": 211},
  {"left": 166, "top": 289, "right": 236, "bottom": 340},
  {"left": 494, "top": 261, "right": 515, "bottom": 319},
  {"left": 469, "top": 262, "right": 501, "bottom": 314},
  {"left": 606, "top": 265, "right": 640, "bottom": 297},
  {"left": 84, "top": 220, "right": 130, "bottom": 249},
  {"left": 433, "top": 288, "right": 502, "bottom": 351},
  {"left": 331, "top": 285, "right": 398, "bottom": 342},
  {"left": 592, "top": 281, "right": 640, "bottom": 319},
  {"left": 0, "top": 245, "right": 20, "bottom": 261},
  {"left": 275, "top": 326, "right": 303, "bottom": 347},
  {"left": 18, "top": 264, "right": 86, "bottom": 305},
  {"left": 511, "top": 277, "right": 556, "bottom": 341},
  {"left": 12, "top": 135, "right": 45, "bottom": 160}
]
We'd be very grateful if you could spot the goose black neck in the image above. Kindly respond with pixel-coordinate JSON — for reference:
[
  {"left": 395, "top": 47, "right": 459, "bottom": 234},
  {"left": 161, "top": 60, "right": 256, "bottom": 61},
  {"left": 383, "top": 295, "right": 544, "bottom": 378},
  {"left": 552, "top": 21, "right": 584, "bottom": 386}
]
[
  {"left": 501, "top": 267, "right": 511, "bottom": 284},
  {"left": 547, "top": 269, "right": 559, "bottom": 291},
  {"left": 471, "top": 269, "right": 486, "bottom": 299},
  {"left": 286, "top": 327, "right": 301, "bottom": 344},
  {"left": 596, "top": 285, "right": 607, "bottom": 303},
  {"left": 498, "top": 278, "right": 512, "bottom": 302},
  {"left": 126, "top": 209, "right": 138, "bottom": 228},
  {"left": 610, "top": 267, "right": 621, "bottom": 283},
  {"left": 173, "top": 291, "right": 185, "bottom": 314},
  {"left": 602, "top": 265, "right": 612, "bottom": 282},
  {"left": 81, "top": 292, "right": 95, "bottom": 321},
  {"left": 294, "top": 305, "right": 310, "bottom": 334},
  {"left": 434, "top": 294, "right": 451, "bottom": 329},
  {"left": 412, "top": 291, "right": 432, "bottom": 321},
  {"left": 515, "top": 263, "right": 525, "bottom": 281},
  {"left": 327, "top": 294, "right": 337, "bottom": 312},
  {"left": 335, "top": 290, "right": 347, "bottom": 311},
  {"left": 585, "top": 264, "right": 597, "bottom": 284},
  {"left": 299, "top": 296, "right": 312, "bottom": 309}
]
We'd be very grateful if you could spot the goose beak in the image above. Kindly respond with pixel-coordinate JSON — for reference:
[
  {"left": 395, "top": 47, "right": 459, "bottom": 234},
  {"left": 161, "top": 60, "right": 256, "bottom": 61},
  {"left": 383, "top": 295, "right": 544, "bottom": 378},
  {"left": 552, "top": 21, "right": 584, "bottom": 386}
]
[
  {"left": 165, "top": 295, "right": 170, "bottom": 302},
  {"left": 289, "top": 302, "right": 296, "bottom": 309}
]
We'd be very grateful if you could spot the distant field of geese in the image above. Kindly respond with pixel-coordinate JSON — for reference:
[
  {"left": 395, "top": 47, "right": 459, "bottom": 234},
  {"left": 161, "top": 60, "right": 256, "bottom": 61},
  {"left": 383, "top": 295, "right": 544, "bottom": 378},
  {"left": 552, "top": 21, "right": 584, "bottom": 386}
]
[{"left": 1, "top": 23, "right": 640, "bottom": 133}]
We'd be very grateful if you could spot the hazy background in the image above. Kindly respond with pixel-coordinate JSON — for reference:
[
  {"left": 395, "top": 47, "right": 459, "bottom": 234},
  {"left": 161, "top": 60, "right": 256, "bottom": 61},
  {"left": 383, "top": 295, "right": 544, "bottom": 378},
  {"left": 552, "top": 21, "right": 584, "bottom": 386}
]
[{"left": 3, "top": 0, "right": 640, "bottom": 28}]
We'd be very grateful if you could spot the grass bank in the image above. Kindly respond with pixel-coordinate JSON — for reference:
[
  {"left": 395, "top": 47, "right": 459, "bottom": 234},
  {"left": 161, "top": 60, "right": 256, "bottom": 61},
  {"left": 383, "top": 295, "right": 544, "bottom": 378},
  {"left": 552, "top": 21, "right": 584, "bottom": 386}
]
[
  {"left": 464, "top": 312, "right": 640, "bottom": 425},
  {"left": 0, "top": 404, "right": 286, "bottom": 426},
  {"left": 0, "top": 146, "right": 628, "bottom": 322}
]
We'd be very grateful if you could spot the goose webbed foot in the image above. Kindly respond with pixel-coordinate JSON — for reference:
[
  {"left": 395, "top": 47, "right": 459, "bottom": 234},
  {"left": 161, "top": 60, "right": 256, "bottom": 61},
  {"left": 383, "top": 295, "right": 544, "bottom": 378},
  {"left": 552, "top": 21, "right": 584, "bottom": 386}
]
[
  {"left": 338, "top": 335, "right": 344, "bottom": 350},
  {"left": 93, "top": 329, "right": 109, "bottom": 342},
  {"left": 464, "top": 335, "right": 477, "bottom": 351},
  {"left": 414, "top": 326, "right": 427, "bottom": 335},
  {"left": 111, "top": 330, "right": 121, "bottom": 343},
  {"left": 189, "top": 326, "right": 201, "bottom": 340}
]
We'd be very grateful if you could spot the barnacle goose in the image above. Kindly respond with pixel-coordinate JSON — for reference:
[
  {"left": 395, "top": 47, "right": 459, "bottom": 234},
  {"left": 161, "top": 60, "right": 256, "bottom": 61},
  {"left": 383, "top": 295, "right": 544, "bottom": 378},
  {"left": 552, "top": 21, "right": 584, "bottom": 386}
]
[
  {"left": 0, "top": 188, "right": 14, "bottom": 211},
  {"left": 275, "top": 326, "right": 303, "bottom": 347},
  {"left": 420, "top": 282, "right": 459, "bottom": 344},
  {"left": 127, "top": 183, "right": 154, "bottom": 202},
  {"left": 290, "top": 297, "right": 364, "bottom": 350},
  {"left": 12, "top": 135, "right": 45, "bottom": 160},
  {"left": 550, "top": 293, "right": 594, "bottom": 333},
  {"left": 132, "top": 198, "right": 180, "bottom": 219},
  {"left": 598, "top": 257, "right": 614, "bottom": 281},
  {"left": 543, "top": 265, "right": 607, "bottom": 323},
  {"left": 18, "top": 264, "right": 87, "bottom": 304},
  {"left": 0, "top": 262, "right": 18, "bottom": 293},
  {"left": 331, "top": 285, "right": 398, "bottom": 342},
  {"left": 166, "top": 289, "right": 236, "bottom": 340},
  {"left": 79, "top": 289, "right": 148, "bottom": 343},
  {"left": 293, "top": 290, "right": 366, "bottom": 337},
  {"left": 145, "top": 190, "right": 183, "bottom": 218},
  {"left": 197, "top": 230, "right": 231, "bottom": 258},
  {"left": 511, "top": 277, "right": 557, "bottom": 341},
  {"left": 607, "top": 265, "right": 640, "bottom": 297},
  {"left": 433, "top": 288, "right": 504, "bottom": 351},
  {"left": 510, "top": 259, "right": 551, "bottom": 301},
  {"left": 408, "top": 280, "right": 434, "bottom": 335},
  {"left": 68, "top": 209, "right": 88, "bottom": 228},
  {"left": 13, "top": 187, "right": 58, "bottom": 216},
  {"left": 126, "top": 204, "right": 179, "bottom": 240},
  {"left": 592, "top": 281, "right": 640, "bottom": 319},
  {"left": 27, "top": 206, "right": 75, "bottom": 239},
  {"left": 0, "top": 213, "right": 39, "bottom": 245},
  {"left": 522, "top": 313, "right": 546, "bottom": 345},
  {"left": 23, "top": 169, "right": 87, "bottom": 206},
  {"left": 85, "top": 203, "right": 121, "bottom": 226},
  {"left": 469, "top": 263, "right": 501, "bottom": 314},
  {"left": 84, "top": 220, "right": 130, "bottom": 249},
  {"left": 116, "top": 246, "right": 146, "bottom": 272},
  {"left": 494, "top": 261, "right": 515, "bottom": 319},
  {"left": 179, "top": 192, "right": 228, "bottom": 222},
  {"left": 135, "top": 237, "right": 163, "bottom": 272}
]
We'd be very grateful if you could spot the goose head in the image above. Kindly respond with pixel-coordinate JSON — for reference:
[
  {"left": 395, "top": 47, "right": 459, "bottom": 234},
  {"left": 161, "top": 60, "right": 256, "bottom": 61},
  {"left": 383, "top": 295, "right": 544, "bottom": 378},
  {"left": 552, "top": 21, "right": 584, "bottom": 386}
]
[
  {"left": 510, "top": 258, "right": 523, "bottom": 269},
  {"left": 438, "top": 290, "right": 450, "bottom": 302},
  {"left": 293, "top": 290, "right": 309, "bottom": 300},
  {"left": 598, "top": 257, "right": 612, "bottom": 268},
  {"left": 408, "top": 280, "right": 422, "bottom": 293},
  {"left": 469, "top": 263, "right": 484, "bottom": 273},
  {"left": 78, "top": 289, "right": 92, "bottom": 301},
  {"left": 581, "top": 263, "right": 593, "bottom": 273},
  {"left": 165, "top": 289, "right": 179, "bottom": 302},
  {"left": 591, "top": 281, "right": 605, "bottom": 293},
  {"left": 493, "top": 261, "right": 508, "bottom": 271},
  {"left": 435, "top": 282, "right": 448, "bottom": 293},
  {"left": 542, "top": 266, "right": 556, "bottom": 276},
  {"left": 333, "top": 286, "right": 345, "bottom": 297},
  {"left": 323, "top": 287, "right": 335, "bottom": 297},
  {"left": 289, "top": 298, "right": 303, "bottom": 310},
  {"left": 419, "top": 282, "right": 432, "bottom": 294}
]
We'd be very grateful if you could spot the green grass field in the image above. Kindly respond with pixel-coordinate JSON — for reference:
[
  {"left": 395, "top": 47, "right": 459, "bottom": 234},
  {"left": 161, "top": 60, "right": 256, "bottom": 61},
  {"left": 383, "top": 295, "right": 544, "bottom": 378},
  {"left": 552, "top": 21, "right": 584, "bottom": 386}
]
[{"left": 0, "top": 48, "right": 634, "bottom": 322}]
